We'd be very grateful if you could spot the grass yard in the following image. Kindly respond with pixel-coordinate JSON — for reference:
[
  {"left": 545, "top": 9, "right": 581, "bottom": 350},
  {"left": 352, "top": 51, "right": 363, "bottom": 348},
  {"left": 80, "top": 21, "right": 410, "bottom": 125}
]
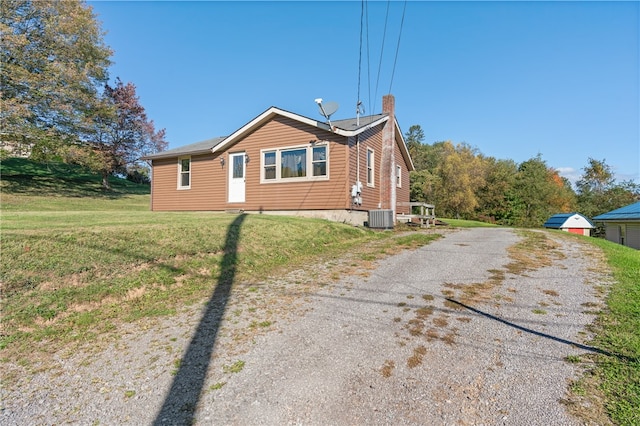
[
  {"left": 1, "top": 211, "right": 391, "bottom": 357},
  {"left": 580, "top": 236, "right": 640, "bottom": 425},
  {"left": 1, "top": 158, "right": 440, "bottom": 369},
  {"left": 439, "top": 218, "right": 500, "bottom": 228}
]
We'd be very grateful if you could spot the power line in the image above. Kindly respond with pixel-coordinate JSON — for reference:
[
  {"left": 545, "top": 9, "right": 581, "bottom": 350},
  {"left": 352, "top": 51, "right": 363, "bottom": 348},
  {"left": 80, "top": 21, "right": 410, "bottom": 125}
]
[
  {"left": 365, "top": 0, "right": 371, "bottom": 118},
  {"left": 389, "top": 0, "right": 407, "bottom": 94},
  {"left": 357, "top": 0, "right": 364, "bottom": 109},
  {"left": 373, "top": 0, "right": 391, "bottom": 115}
]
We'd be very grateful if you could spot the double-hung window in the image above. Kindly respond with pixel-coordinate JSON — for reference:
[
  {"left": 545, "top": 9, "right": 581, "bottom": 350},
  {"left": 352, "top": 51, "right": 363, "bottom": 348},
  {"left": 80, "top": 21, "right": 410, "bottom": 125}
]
[
  {"left": 396, "top": 165, "right": 402, "bottom": 187},
  {"left": 261, "top": 144, "right": 328, "bottom": 182},
  {"left": 366, "top": 148, "right": 374, "bottom": 187},
  {"left": 312, "top": 146, "right": 327, "bottom": 177},
  {"left": 264, "top": 151, "right": 276, "bottom": 180},
  {"left": 178, "top": 157, "right": 191, "bottom": 189}
]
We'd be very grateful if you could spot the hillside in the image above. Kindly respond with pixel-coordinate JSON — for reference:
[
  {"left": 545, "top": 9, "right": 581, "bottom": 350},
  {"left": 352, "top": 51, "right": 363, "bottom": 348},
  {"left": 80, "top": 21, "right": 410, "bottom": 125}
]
[{"left": 0, "top": 158, "right": 150, "bottom": 211}]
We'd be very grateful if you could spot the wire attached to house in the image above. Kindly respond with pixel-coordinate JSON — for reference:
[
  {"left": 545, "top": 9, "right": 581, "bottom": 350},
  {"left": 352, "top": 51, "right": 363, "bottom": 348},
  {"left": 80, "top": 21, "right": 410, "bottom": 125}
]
[
  {"left": 358, "top": 0, "right": 408, "bottom": 113},
  {"left": 357, "top": 0, "right": 364, "bottom": 114}
]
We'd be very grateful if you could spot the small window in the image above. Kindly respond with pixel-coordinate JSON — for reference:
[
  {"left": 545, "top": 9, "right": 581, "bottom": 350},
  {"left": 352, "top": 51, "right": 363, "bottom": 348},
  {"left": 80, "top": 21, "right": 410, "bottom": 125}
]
[
  {"left": 312, "top": 146, "right": 327, "bottom": 177},
  {"left": 178, "top": 157, "right": 190, "bottom": 189},
  {"left": 264, "top": 151, "right": 276, "bottom": 180},
  {"left": 396, "top": 165, "right": 402, "bottom": 187},
  {"left": 367, "top": 148, "right": 374, "bottom": 187}
]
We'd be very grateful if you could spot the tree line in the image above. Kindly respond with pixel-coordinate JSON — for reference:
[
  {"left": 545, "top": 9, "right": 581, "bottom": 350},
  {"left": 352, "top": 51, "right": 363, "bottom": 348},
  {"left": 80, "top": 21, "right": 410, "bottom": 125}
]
[
  {"left": 405, "top": 125, "right": 639, "bottom": 227},
  {"left": 1, "top": 0, "right": 167, "bottom": 188}
]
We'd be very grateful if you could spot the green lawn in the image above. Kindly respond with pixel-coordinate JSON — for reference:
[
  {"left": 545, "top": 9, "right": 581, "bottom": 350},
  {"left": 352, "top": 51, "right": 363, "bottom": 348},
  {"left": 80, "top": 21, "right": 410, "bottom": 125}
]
[
  {"left": 582, "top": 236, "right": 640, "bottom": 425},
  {"left": 438, "top": 218, "right": 500, "bottom": 228}
]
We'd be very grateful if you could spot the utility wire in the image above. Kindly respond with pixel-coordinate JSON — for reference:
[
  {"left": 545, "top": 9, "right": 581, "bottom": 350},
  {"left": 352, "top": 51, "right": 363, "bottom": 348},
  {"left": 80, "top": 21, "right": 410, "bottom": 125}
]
[
  {"left": 365, "top": 0, "right": 371, "bottom": 118},
  {"left": 357, "top": 0, "right": 364, "bottom": 111},
  {"left": 373, "top": 0, "right": 391, "bottom": 116},
  {"left": 388, "top": 0, "right": 407, "bottom": 94}
]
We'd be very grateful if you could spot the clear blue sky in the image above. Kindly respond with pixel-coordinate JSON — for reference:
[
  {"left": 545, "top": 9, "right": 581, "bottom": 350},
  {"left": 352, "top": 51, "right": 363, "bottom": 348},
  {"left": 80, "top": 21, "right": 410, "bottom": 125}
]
[{"left": 89, "top": 1, "right": 639, "bottom": 185}]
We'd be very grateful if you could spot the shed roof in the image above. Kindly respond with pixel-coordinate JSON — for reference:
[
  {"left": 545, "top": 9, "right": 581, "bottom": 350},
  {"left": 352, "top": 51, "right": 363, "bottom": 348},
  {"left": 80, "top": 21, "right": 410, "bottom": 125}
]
[
  {"left": 543, "top": 213, "right": 594, "bottom": 229},
  {"left": 593, "top": 201, "right": 640, "bottom": 221}
]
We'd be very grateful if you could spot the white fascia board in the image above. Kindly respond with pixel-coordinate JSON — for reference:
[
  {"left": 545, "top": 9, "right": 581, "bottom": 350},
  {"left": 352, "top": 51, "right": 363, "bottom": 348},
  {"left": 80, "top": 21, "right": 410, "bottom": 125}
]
[{"left": 211, "top": 107, "right": 280, "bottom": 154}]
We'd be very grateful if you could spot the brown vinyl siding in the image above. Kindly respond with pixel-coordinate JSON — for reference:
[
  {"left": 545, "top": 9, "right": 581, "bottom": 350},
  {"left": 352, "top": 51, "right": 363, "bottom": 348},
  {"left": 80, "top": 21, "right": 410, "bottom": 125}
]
[
  {"left": 347, "top": 125, "right": 384, "bottom": 212},
  {"left": 150, "top": 116, "right": 350, "bottom": 211},
  {"left": 346, "top": 121, "right": 411, "bottom": 212},
  {"left": 394, "top": 132, "right": 410, "bottom": 208},
  {"left": 150, "top": 153, "right": 225, "bottom": 211}
]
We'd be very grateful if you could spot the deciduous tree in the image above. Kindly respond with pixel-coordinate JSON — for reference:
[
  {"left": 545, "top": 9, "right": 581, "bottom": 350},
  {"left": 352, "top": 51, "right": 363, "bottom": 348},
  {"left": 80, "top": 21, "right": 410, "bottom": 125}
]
[
  {"left": 510, "top": 155, "right": 576, "bottom": 227},
  {"left": 577, "top": 158, "right": 639, "bottom": 218},
  {"left": 432, "top": 142, "right": 487, "bottom": 219},
  {"left": 475, "top": 157, "right": 518, "bottom": 224},
  {"left": 1, "top": 0, "right": 112, "bottom": 155},
  {"left": 89, "top": 78, "right": 167, "bottom": 189}
]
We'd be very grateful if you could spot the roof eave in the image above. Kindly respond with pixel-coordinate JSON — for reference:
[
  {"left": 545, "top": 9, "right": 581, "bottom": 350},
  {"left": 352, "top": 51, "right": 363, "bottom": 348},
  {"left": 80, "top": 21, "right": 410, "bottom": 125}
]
[{"left": 142, "top": 148, "right": 215, "bottom": 161}]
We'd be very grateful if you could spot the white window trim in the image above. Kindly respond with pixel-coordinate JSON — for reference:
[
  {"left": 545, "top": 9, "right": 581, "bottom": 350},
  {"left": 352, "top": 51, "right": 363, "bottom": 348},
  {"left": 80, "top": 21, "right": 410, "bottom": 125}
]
[
  {"left": 366, "top": 148, "right": 375, "bottom": 187},
  {"left": 396, "top": 164, "right": 402, "bottom": 188},
  {"left": 177, "top": 156, "right": 191, "bottom": 190},
  {"left": 260, "top": 143, "right": 329, "bottom": 183}
]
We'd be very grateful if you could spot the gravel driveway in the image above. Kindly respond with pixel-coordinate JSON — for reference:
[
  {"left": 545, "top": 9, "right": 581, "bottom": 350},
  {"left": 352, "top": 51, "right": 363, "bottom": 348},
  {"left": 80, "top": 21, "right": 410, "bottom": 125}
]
[{"left": 2, "top": 227, "right": 609, "bottom": 425}]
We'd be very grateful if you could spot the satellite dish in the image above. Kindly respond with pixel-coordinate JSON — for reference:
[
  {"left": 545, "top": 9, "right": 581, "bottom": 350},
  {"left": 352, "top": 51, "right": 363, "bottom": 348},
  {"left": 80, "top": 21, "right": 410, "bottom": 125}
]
[{"left": 319, "top": 101, "right": 339, "bottom": 119}]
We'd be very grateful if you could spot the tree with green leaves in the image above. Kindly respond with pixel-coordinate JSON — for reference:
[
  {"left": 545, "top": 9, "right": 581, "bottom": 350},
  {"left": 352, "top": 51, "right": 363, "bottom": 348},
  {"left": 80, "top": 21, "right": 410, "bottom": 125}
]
[
  {"left": 510, "top": 155, "right": 577, "bottom": 227},
  {"left": 475, "top": 157, "right": 518, "bottom": 224},
  {"left": 405, "top": 125, "right": 424, "bottom": 157},
  {"left": 577, "top": 158, "right": 639, "bottom": 218},
  {"left": 426, "top": 141, "right": 487, "bottom": 219},
  {"left": 576, "top": 158, "right": 614, "bottom": 195},
  {"left": 1, "top": 0, "right": 112, "bottom": 156}
]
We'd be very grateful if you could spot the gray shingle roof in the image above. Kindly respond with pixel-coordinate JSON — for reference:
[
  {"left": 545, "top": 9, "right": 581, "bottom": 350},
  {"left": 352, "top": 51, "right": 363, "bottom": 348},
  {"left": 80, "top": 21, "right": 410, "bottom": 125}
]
[
  {"left": 331, "top": 114, "right": 387, "bottom": 131},
  {"left": 142, "top": 136, "right": 226, "bottom": 160}
]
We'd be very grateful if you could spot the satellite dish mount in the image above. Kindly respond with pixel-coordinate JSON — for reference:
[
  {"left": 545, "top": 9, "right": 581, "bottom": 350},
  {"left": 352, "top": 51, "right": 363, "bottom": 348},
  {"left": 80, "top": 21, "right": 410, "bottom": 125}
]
[{"left": 315, "top": 98, "right": 339, "bottom": 129}]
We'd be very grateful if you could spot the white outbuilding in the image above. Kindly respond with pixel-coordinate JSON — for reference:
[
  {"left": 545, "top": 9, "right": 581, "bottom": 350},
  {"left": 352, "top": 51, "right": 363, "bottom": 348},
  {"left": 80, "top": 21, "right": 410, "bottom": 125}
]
[{"left": 543, "top": 213, "right": 594, "bottom": 236}]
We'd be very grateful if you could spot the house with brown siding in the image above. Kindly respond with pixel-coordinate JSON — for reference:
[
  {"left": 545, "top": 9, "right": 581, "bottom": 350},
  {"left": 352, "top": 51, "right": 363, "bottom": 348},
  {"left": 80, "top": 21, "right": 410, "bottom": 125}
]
[{"left": 143, "top": 94, "right": 414, "bottom": 226}]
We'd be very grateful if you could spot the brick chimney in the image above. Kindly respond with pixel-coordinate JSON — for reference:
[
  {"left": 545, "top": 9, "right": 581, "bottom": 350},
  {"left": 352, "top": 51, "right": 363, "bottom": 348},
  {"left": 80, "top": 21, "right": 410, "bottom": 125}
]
[{"left": 380, "top": 94, "right": 396, "bottom": 217}]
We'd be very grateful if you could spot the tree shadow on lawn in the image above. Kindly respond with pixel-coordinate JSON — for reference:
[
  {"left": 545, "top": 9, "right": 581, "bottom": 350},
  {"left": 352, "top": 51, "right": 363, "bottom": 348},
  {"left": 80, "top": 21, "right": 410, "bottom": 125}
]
[{"left": 153, "top": 213, "right": 246, "bottom": 425}]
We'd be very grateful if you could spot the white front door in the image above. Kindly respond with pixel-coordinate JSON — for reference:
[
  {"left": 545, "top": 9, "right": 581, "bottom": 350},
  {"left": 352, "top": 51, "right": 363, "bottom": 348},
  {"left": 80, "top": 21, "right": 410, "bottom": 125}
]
[{"left": 228, "top": 152, "right": 245, "bottom": 203}]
